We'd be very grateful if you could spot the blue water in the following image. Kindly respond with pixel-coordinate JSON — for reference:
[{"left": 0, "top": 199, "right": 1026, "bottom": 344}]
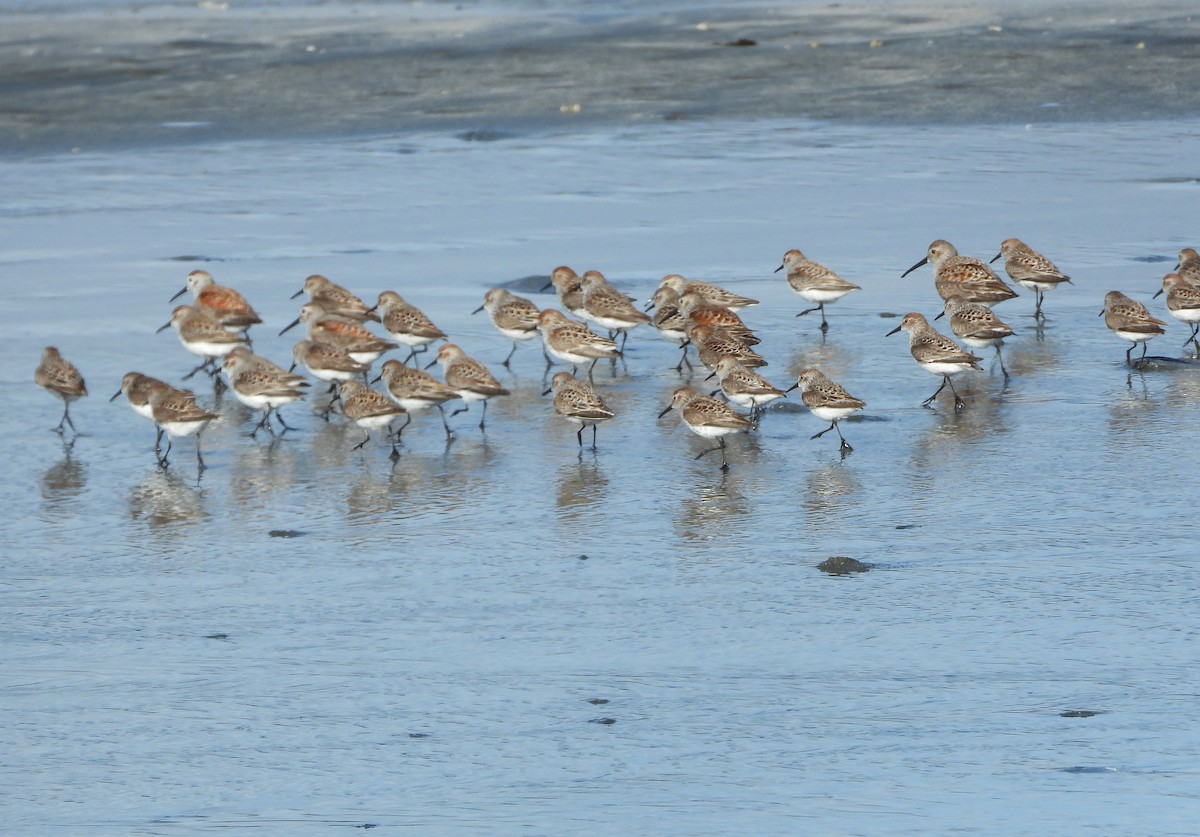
[{"left": 4, "top": 118, "right": 1200, "bottom": 834}]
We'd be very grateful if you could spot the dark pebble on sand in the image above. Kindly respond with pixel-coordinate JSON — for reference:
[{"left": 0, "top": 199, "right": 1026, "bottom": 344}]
[
  {"left": 1060, "top": 710, "right": 1100, "bottom": 718},
  {"left": 895, "top": 524, "right": 916, "bottom": 529},
  {"left": 723, "top": 38, "right": 757, "bottom": 47},
  {"left": 268, "top": 529, "right": 307, "bottom": 538},
  {"left": 817, "top": 556, "right": 872, "bottom": 575},
  {"left": 204, "top": 633, "right": 229, "bottom": 640},
  {"left": 408, "top": 732, "right": 431, "bottom": 738},
  {"left": 499, "top": 274, "right": 552, "bottom": 292},
  {"left": 590, "top": 717, "right": 617, "bottom": 725},
  {"left": 588, "top": 698, "right": 609, "bottom": 705},
  {"left": 879, "top": 312, "right": 901, "bottom": 318},
  {"left": 578, "top": 554, "right": 589, "bottom": 560},
  {"left": 1130, "top": 254, "right": 1174, "bottom": 262},
  {"left": 457, "top": 129, "right": 516, "bottom": 142},
  {"left": 1061, "top": 766, "right": 1117, "bottom": 773}
]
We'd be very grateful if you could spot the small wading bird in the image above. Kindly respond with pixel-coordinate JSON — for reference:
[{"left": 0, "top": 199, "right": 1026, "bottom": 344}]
[
  {"left": 543, "top": 371, "right": 615, "bottom": 450},
  {"left": 35, "top": 346, "right": 87, "bottom": 433},
  {"left": 147, "top": 386, "right": 218, "bottom": 472},
  {"left": 425, "top": 344, "right": 510, "bottom": 431},
  {"left": 111, "top": 372, "right": 173, "bottom": 453},
  {"left": 170, "top": 270, "right": 262, "bottom": 335},
  {"left": 776, "top": 248, "right": 861, "bottom": 331},
  {"left": 787, "top": 368, "right": 865, "bottom": 452},
  {"left": 990, "top": 238, "right": 1070, "bottom": 320},
  {"left": 659, "top": 386, "right": 754, "bottom": 471},
  {"left": 338, "top": 380, "right": 407, "bottom": 460},
  {"left": 888, "top": 312, "right": 982, "bottom": 412},
  {"left": 474, "top": 288, "right": 541, "bottom": 368},
  {"left": 1101, "top": 290, "right": 1166, "bottom": 365},
  {"left": 1157, "top": 273, "right": 1200, "bottom": 355}
]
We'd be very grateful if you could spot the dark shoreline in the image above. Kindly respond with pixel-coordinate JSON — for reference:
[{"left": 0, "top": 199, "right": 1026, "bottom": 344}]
[{"left": 2, "top": 0, "right": 1199, "bottom": 156}]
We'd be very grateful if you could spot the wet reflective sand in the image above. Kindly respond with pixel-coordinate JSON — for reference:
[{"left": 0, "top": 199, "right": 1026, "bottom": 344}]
[{"left": 4, "top": 118, "right": 1200, "bottom": 832}]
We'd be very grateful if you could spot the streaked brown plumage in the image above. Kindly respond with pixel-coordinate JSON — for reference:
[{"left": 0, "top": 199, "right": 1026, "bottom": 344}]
[
  {"left": 291, "top": 274, "right": 379, "bottom": 322},
  {"left": 428, "top": 343, "right": 510, "bottom": 430},
  {"left": 887, "top": 312, "right": 982, "bottom": 411},
  {"left": 777, "top": 248, "right": 861, "bottom": 331},
  {"left": 657, "top": 275, "right": 758, "bottom": 311},
  {"left": 474, "top": 288, "right": 541, "bottom": 367},
  {"left": 147, "top": 386, "right": 218, "bottom": 471},
  {"left": 1102, "top": 290, "right": 1167, "bottom": 364},
  {"left": 991, "top": 238, "right": 1070, "bottom": 319},
  {"left": 904, "top": 240, "right": 1019, "bottom": 307},
  {"left": 339, "top": 380, "right": 407, "bottom": 458},
  {"left": 687, "top": 322, "right": 766, "bottom": 370},
  {"left": 943, "top": 296, "right": 1016, "bottom": 380},
  {"left": 790, "top": 368, "right": 866, "bottom": 451},
  {"left": 372, "top": 290, "right": 447, "bottom": 362},
  {"left": 376, "top": 358, "right": 459, "bottom": 439},
  {"left": 547, "top": 371, "right": 615, "bottom": 449},
  {"left": 279, "top": 302, "right": 398, "bottom": 365},
  {"left": 658, "top": 386, "right": 754, "bottom": 470},
  {"left": 171, "top": 270, "right": 262, "bottom": 332},
  {"left": 543, "top": 266, "right": 587, "bottom": 318},
  {"left": 36, "top": 346, "right": 87, "bottom": 432}
]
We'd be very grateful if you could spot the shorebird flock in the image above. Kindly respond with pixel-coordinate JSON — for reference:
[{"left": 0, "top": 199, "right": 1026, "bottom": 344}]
[{"left": 34, "top": 241, "right": 1200, "bottom": 473}]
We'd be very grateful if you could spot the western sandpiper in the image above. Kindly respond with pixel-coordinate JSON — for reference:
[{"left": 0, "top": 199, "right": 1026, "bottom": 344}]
[
  {"left": 657, "top": 275, "right": 758, "bottom": 311},
  {"left": 658, "top": 386, "right": 754, "bottom": 471},
  {"left": 473, "top": 288, "right": 541, "bottom": 368},
  {"left": 707, "top": 356, "right": 785, "bottom": 417},
  {"left": 157, "top": 304, "right": 250, "bottom": 380},
  {"left": 579, "top": 270, "right": 651, "bottom": 349},
  {"left": 676, "top": 291, "right": 760, "bottom": 345},
  {"left": 775, "top": 249, "right": 861, "bottom": 331},
  {"left": 35, "top": 346, "right": 87, "bottom": 433},
  {"left": 545, "top": 371, "right": 615, "bottom": 450},
  {"left": 148, "top": 386, "right": 218, "bottom": 471},
  {"left": 290, "top": 339, "right": 370, "bottom": 418},
  {"left": 536, "top": 309, "right": 621, "bottom": 376},
  {"left": 222, "top": 348, "right": 309, "bottom": 435},
  {"left": 111, "top": 372, "right": 173, "bottom": 453},
  {"left": 425, "top": 343, "right": 510, "bottom": 430},
  {"left": 542, "top": 266, "right": 588, "bottom": 319},
  {"left": 290, "top": 274, "right": 379, "bottom": 322},
  {"left": 1157, "top": 274, "right": 1200, "bottom": 355},
  {"left": 338, "top": 380, "right": 407, "bottom": 459},
  {"left": 787, "top": 368, "right": 866, "bottom": 452},
  {"left": 687, "top": 322, "right": 767, "bottom": 370},
  {"left": 990, "top": 238, "right": 1071, "bottom": 319},
  {"left": 1101, "top": 290, "right": 1167, "bottom": 364},
  {"left": 170, "top": 270, "right": 262, "bottom": 334},
  {"left": 1173, "top": 248, "right": 1200, "bottom": 288},
  {"left": 374, "top": 358, "right": 460, "bottom": 439},
  {"left": 887, "top": 312, "right": 982, "bottom": 411},
  {"left": 903, "top": 240, "right": 1019, "bottom": 308},
  {"left": 279, "top": 302, "right": 398, "bottom": 365},
  {"left": 649, "top": 286, "right": 693, "bottom": 370},
  {"left": 369, "top": 290, "right": 447, "bottom": 364},
  {"left": 942, "top": 295, "right": 1016, "bottom": 381}
]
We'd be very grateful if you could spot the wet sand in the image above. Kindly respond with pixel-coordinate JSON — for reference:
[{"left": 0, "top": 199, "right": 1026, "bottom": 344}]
[{"left": 2, "top": 0, "right": 1200, "bottom": 154}]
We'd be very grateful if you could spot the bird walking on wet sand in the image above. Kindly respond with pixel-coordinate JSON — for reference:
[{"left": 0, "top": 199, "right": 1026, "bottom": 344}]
[
  {"left": 374, "top": 358, "right": 460, "bottom": 439},
  {"left": 942, "top": 295, "right": 1016, "bottom": 381},
  {"left": 279, "top": 302, "right": 398, "bottom": 366},
  {"left": 687, "top": 322, "right": 766, "bottom": 371},
  {"left": 1171, "top": 248, "right": 1200, "bottom": 288},
  {"left": 580, "top": 270, "right": 652, "bottom": 350},
  {"left": 221, "top": 348, "right": 309, "bottom": 436},
  {"left": 676, "top": 291, "right": 760, "bottom": 345},
  {"left": 776, "top": 248, "right": 861, "bottom": 331},
  {"left": 111, "top": 372, "right": 174, "bottom": 454},
  {"left": 158, "top": 304, "right": 250, "bottom": 382},
  {"left": 655, "top": 275, "right": 758, "bottom": 312},
  {"left": 290, "top": 274, "right": 379, "bottom": 322},
  {"left": 1101, "top": 290, "right": 1167, "bottom": 365},
  {"left": 991, "top": 238, "right": 1070, "bottom": 320},
  {"left": 36, "top": 346, "right": 87, "bottom": 433},
  {"left": 787, "top": 368, "right": 865, "bottom": 452},
  {"left": 290, "top": 339, "right": 370, "bottom": 419},
  {"left": 707, "top": 356, "right": 785, "bottom": 417},
  {"left": 1158, "top": 274, "right": 1200, "bottom": 355},
  {"left": 903, "top": 240, "right": 1019, "bottom": 308},
  {"left": 426, "top": 343, "right": 510, "bottom": 430},
  {"left": 474, "top": 288, "right": 541, "bottom": 368},
  {"left": 542, "top": 266, "right": 588, "bottom": 319},
  {"left": 648, "top": 286, "right": 694, "bottom": 371},
  {"left": 369, "top": 290, "right": 447, "bottom": 364},
  {"left": 170, "top": 269, "right": 262, "bottom": 335},
  {"left": 147, "top": 386, "right": 218, "bottom": 472},
  {"left": 888, "top": 312, "right": 982, "bottom": 412},
  {"left": 536, "top": 309, "right": 621, "bottom": 377},
  {"left": 659, "top": 386, "right": 755, "bottom": 471},
  {"left": 338, "top": 380, "right": 407, "bottom": 460},
  {"left": 545, "top": 371, "right": 615, "bottom": 450}
]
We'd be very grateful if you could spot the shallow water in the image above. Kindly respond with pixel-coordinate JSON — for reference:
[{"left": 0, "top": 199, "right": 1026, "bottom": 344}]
[{"left": 4, "top": 119, "right": 1200, "bottom": 834}]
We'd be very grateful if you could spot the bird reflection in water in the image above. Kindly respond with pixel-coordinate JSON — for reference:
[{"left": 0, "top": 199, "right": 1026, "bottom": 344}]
[
  {"left": 40, "top": 443, "right": 87, "bottom": 508},
  {"left": 129, "top": 469, "right": 208, "bottom": 529},
  {"left": 803, "top": 463, "right": 862, "bottom": 526},
  {"left": 675, "top": 469, "right": 750, "bottom": 542},
  {"left": 555, "top": 460, "right": 608, "bottom": 525}
]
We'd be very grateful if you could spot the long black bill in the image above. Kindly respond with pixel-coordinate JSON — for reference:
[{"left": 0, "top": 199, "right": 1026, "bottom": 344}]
[
  {"left": 900, "top": 257, "right": 928, "bottom": 278},
  {"left": 279, "top": 318, "right": 301, "bottom": 335},
  {"left": 657, "top": 404, "right": 673, "bottom": 419},
  {"left": 773, "top": 263, "right": 785, "bottom": 273},
  {"left": 886, "top": 325, "right": 903, "bottom": 336},
  {"left": 169, "top": 286, "right": 188, "bottom": 302},
  {"left": 155, "top": 321, "right": 172, "bottom": 334},
  {"left": 289, "top": 288, "right": 304, "bottom": 300},
  {"left": 989, "top": 252, "right": 1002, "bottom": 264},
  {"left": 471, "top": 304, "right": 485, "bottom": 315}
]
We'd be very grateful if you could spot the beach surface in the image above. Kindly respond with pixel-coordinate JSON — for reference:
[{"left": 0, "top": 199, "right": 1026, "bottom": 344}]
[{"left": 2, "top": 0, "right": 1200, "bottom": 154}]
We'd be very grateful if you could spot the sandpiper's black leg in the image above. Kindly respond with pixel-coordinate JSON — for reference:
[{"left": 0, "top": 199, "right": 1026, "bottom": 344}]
[{"left": 923, "top": 376, "right": 949, "bottom": 407}]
